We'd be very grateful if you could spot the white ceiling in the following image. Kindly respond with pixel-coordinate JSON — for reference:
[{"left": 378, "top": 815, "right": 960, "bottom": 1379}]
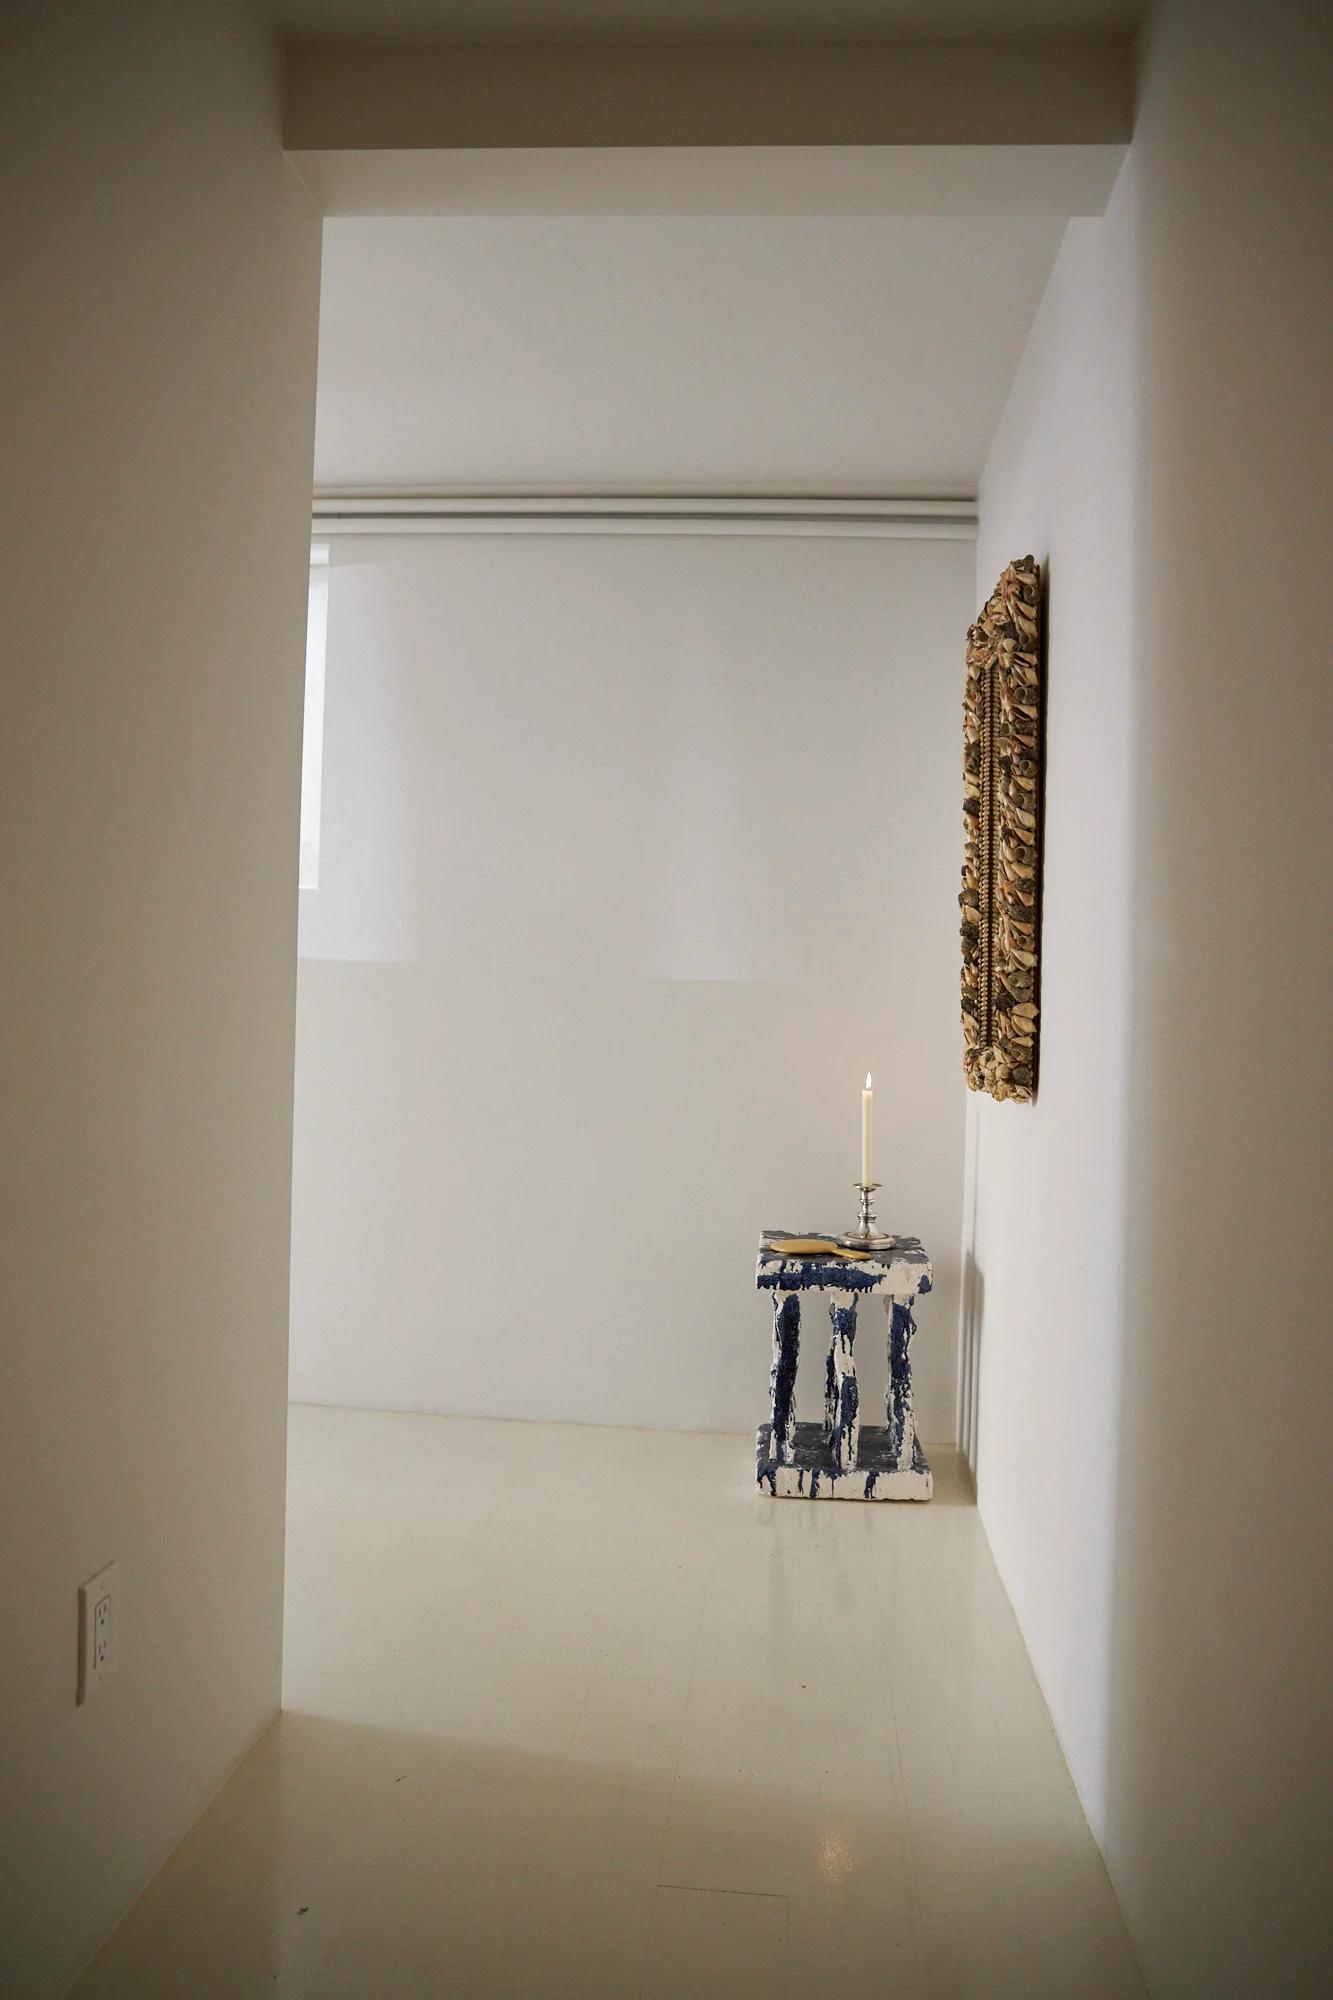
[
  {"left": 277, "top": 0, "right": 1137, "bottom": 39},
  {"left": 314, "top": 213, "right": 1066, "bottom": 492}
]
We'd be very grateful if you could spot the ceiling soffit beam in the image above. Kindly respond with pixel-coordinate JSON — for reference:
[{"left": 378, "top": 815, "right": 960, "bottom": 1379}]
[
  {"left": 291, "top": 142, "right": 1126, "bottom": 218},
  {"left": 283, "top": 38, "right": 1133, "bottom": 153}
]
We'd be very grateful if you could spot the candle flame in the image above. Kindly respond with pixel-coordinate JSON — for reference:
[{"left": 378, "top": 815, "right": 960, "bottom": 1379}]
[{"left": 865, "top": 1073, "right": 873, "bottom": 1089}]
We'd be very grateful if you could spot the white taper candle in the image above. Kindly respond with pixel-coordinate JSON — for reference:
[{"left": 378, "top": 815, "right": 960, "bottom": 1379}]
[{"left": 861, "top": 1072, "right": 874, "bottom": 1184}]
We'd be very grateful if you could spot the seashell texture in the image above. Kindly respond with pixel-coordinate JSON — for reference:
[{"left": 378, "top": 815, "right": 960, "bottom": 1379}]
[{"left": 960, "top": 556, "right": 1043, "bottom": 1103}]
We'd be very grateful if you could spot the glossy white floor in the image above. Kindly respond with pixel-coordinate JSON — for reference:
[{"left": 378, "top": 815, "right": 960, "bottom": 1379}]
[{"left": 73, "top": 1409, "right": 1145, "bottom": 1999}]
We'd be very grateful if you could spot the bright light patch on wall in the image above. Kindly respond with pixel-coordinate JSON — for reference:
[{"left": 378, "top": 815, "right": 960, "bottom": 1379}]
[{"left": 300, "top": 546, "right": 329, "bottom": 890}]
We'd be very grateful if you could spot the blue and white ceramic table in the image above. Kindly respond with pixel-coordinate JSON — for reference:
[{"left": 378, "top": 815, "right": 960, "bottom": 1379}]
[{"left": 755, "top": 1230, "right": 933, "bottom": 1500}]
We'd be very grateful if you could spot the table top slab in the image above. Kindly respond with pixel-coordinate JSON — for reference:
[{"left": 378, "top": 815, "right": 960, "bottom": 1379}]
[{"left": 756, "top": 1230, "right": 932, "bottom": 1297}]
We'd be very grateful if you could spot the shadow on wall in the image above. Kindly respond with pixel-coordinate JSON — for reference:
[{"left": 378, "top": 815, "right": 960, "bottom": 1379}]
[
  {"left": 956, "top": 1250, "right": 983, "bottom": 1481},
  {"left": 955, "top": 1032, "right": 983, "bottom": 1483},
  {"left": 960, "top": 5, "right": 1332, "bottom": 1989},
  {"left": 1100, "top": 5, "right": 1333, "bottom": 1995}
]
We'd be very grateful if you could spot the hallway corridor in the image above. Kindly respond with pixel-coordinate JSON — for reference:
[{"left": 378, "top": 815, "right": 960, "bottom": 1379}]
[{"left": 72, "top": 1409, "right": 1145, "bottom": 1998}]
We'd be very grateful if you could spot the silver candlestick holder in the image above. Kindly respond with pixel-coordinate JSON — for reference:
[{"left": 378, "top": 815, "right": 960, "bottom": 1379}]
[{"left": 838, "top": 1183, "right": 894, "bottom": 1252}]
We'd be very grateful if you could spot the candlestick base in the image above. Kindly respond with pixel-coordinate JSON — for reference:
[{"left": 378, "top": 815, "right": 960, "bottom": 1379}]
[{"left": 838, "top": 1183, "right": 894, "bottom": 1252}]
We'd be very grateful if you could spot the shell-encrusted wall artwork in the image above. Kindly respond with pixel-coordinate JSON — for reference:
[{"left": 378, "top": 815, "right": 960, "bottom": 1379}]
[{"left": 961, "top": 556, "right": 1043, "bottom": 1102}]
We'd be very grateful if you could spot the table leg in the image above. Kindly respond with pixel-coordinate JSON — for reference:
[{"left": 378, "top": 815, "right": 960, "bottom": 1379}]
[
  {"left": 886, "top": 1298, "right": 918, "bottom": 1471},
  {"left": 826, "top": 1293, "right": 860, "bottom": 1473},
  {"left": 769, "top": 1293, "right": 801, "bottom": 1466}
]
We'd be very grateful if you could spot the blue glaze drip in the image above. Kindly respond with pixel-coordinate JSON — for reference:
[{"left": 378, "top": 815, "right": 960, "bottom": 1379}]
[
  {"left": 887, "top": 1300, "right": 917, "bottom": 1467},
  {"left": 827, "top": 1297, "right": 860, "bottom": 1467},
  {"left": 754, "top": 1424, "right": 778, "bottom": 1493},
  {"left": 769, "top": 1293, "right": 801, "bottom": 1458},
  {"left": 759, "top": 1262, "right": 913, "bottom": 1296}
]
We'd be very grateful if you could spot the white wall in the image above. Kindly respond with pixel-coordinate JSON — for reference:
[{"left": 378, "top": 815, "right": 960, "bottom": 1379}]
[
  {"left": 964, "top": 2, "right": 1333, "bottom": 1994},
  {"left": 962, "top": 122, "right": 1139, "bottom": 1857},
  {"left": 0, "top": 6, "right": 320, "bottom": 1995},
  {"left": 290, "top": 531, "right": 969, "bottom": 1443}
]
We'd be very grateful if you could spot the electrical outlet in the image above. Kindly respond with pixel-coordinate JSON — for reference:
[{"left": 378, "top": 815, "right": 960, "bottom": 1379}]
[{"left": 78, "top": 1562, "right": 117, "bottom": 1704}]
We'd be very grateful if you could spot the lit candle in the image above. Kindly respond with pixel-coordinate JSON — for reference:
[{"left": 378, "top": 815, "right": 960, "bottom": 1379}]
[{"left": 861, "top": 1072, "right": 874, "bottom": 1185}]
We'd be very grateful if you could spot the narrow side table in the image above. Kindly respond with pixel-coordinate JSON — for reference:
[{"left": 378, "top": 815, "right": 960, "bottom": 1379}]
[{"left": 755, "top": 1230, "right": 933, "bottom": 1501}]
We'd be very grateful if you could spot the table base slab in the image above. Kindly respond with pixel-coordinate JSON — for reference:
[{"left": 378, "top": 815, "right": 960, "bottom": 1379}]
[{"left": 755, "top": 1421, "right": 932, "bottom": 1501}]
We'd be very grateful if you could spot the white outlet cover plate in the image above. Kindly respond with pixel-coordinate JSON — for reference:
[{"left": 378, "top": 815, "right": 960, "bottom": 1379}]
[{"left": 78, "top": 1561, "right": 117, "bottom": 1704}]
